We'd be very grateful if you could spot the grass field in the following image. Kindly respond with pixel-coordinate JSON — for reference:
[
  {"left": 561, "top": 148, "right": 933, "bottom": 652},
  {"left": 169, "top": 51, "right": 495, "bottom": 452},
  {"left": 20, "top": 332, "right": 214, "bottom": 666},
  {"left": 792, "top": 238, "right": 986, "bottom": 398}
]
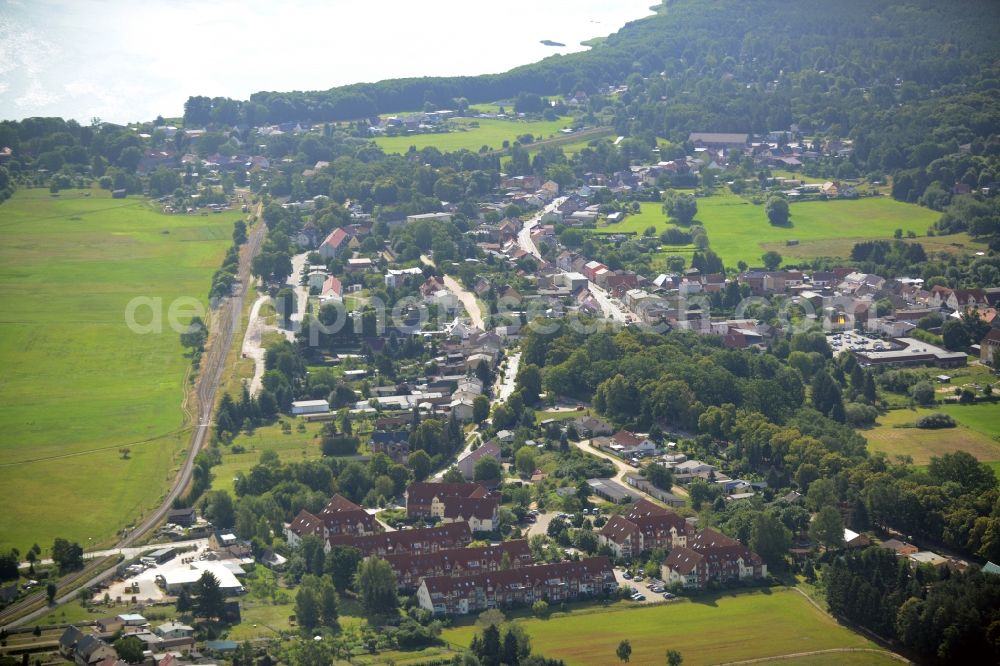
[
  {"left": 374, "top": 117, "right": 574, "bottom": 154},
  {"left": 209, "top": 419, "right": 327, "bottom": 495},
  {"left": 596, "top": 195, "right": 950, "bottom": 267},
  {"left": 0, "top": 188, "right": 238, "bottom": 552},
  {"left": 440, "top": 589, "right": 892, "bottom": 666},
  {"left": 864, "top": 403, "right": 1000, "bottom": 465}
]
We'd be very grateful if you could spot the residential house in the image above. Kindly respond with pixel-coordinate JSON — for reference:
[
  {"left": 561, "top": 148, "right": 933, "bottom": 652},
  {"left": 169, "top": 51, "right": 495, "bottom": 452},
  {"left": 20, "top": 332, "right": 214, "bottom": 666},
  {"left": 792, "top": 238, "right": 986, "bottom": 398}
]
[
  {"left": 328, "top": 522, "right": 473, "bottom": 557},
  {"left": 432, "top": 495, "right": 500, "bottom": 532},
  {"left": 456, "top": 440, "right": 502, "bottom": 480},
  {"left": 661, "top": 527, "right": 767, "bottom": 589},
  {"left": 386, "top": 540, "right": 532, "bottom": 590},
  {"left": 571, "top": 416, "right": 614, "bottom": 438},
  {"left": 405, "top": 482, "right": 490, "bottom": 518},
  {"left": 167, "top": 507, "right": 196, "bottom": 527},
  {"left": 155, "top": 622, "right": 194, "bottom": 640},
  {"left": 981, "top": 329, "right": 1000, "bottom": 365},
  {"left": 59, "top": 627, "right": 117, "bottom": 666},
  {"left": 417, "top": 557, "right": 617, "bottom": 615},
  {"left": 321, "top": 276, "right": 343, "bottom": 301},
  {"left": 370, "top": 430, "right": 411, "bottom": 463},
  {"left": 606, "top": 430, "right": 657, "bottom": 458},
  {"left": 385, "top": 267, "right": 425, "bottom": 288},
  {"left": 318, "top": 228, "right": 351, "bottom": 260},
  {"left": 285, "top": 495, "right": 380, "bottom": 546},
  {"left": 598, "top": 499, "right": 690, "bottom": 558}
]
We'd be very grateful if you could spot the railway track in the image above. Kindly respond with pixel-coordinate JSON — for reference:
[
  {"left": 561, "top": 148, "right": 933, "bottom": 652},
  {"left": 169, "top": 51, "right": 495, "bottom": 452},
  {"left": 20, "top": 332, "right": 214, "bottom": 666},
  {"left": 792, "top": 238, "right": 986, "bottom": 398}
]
[{"left": 0, "top": 204, "right": 265, "bottom": 629}]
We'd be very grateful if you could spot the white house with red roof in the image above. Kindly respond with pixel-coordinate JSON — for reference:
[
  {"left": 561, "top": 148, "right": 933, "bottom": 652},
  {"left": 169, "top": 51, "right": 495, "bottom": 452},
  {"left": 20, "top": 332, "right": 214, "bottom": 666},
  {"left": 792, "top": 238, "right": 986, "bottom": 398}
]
[{"left": 318, "top": 228, "right": 350, "bottom": 260}]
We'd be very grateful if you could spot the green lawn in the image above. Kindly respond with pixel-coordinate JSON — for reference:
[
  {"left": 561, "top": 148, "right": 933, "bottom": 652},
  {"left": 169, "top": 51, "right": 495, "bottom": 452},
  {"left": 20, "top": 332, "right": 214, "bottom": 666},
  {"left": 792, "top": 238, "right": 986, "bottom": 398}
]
[
  {"left": 441, "top": 589, "right": 890, "bottom": 666},
  {"left": 0, "top": 188, "right": 238, "bottom": 552},
  {"left": 597, "top": 194, "right": 950, "bottom": 267},
  {"left": 210, "top": 419, "right": 327, "bottom": 495},
  {"left": 374, "top": 117, "right": 574, "bottom": 155},
  {"left": 864, "top": 403, "right": 1000, "bottom": 465}
]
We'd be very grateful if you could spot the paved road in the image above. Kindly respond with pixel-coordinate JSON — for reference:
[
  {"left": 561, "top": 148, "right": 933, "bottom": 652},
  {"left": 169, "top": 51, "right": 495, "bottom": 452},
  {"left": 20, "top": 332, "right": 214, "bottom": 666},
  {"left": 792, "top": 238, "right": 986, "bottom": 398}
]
[
  {"left": 2, "top": 203, "right": 266, "bottom": 629},
  {"left": 494, "top": 351, "right": 521, "bottom": 403},
  {"left": 569, "top": 438, "right": 688, "bottom": 500},
  {"left": 515, "top": 197, "right": 628, "bottom": 323},
  {"left": 517, "top": 197, "right": 565, "bottom": 260},
  {"left": 588, "top": 282, "right": 628, "bottom": 323},
  {"left": 443, "top": 274, "right": 484, "bottom": 330},
  {"left": 241, "top": 251, "right": 309, "bottom": 395},
  {"left": 420, "top": 254, "right": 484, "bottom": 330}
]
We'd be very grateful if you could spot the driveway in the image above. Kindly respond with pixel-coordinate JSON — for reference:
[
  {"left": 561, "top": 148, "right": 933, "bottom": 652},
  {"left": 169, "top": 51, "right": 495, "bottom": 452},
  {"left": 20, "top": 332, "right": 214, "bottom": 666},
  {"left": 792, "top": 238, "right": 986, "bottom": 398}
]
[
  {"left": 525, "top": 511, "right": 557, "bottom": 538},
  {"left": 570, "top": 438, "right": 688, "bottom": 499}
]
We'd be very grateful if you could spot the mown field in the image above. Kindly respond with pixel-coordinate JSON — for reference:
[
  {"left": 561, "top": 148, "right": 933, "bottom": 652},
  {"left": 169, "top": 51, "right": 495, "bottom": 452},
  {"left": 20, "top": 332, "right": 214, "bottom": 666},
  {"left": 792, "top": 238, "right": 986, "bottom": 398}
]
[
  {"left": 864, "top": 402, "right": 1000, "bottom": 465},
  {"left": 595, "top": 194, "right": 951, "bottom": 267},
  {"left": 0, "top": 188, "right": 238, "bottom": 552},
  {"left": 209, "top": 419, "right": 326, "bottom": 495},
  {"left": 440, "top": 589, "right": 894, "bottom": 666},
  {"left": 374, "top": 116, "right": 574, "bottom": 154}
]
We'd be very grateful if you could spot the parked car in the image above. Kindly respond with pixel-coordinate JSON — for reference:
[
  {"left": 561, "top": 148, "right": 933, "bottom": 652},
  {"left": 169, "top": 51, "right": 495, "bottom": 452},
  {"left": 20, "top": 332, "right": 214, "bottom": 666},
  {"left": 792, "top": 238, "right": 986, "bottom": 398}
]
[
  {"left": 663, "top": 592, "right": 676, "bottom": 599},
  {"left": 622, "top": 572, "right": 632, "bottom": 580}
]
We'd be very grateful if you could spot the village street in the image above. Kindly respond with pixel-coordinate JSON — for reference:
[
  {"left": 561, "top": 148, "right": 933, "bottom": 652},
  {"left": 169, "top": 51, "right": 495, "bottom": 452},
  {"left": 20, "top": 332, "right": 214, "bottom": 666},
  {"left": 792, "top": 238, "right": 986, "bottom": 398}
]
[
  {"left": 420, "top": 253, "right": 485, "bottom": 330},
  {"left": 569, "top": 438, "right": 689, "bottom": 500},
  {"left": 240, "top": 252, "right": 309, "bottom": 395}
]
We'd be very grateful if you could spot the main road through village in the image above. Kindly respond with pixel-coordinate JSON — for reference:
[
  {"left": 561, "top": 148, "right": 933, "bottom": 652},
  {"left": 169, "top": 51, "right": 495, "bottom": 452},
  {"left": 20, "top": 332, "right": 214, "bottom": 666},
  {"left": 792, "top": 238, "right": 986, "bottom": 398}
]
[{"left": 1, "top": 201, "right": 266, "bottom": 628}]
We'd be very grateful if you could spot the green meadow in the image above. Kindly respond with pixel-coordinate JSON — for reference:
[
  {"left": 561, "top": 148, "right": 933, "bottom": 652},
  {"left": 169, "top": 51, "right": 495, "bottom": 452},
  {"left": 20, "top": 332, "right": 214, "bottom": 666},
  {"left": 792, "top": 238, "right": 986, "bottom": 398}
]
[
  {"left": 209, "top": 420, "right": 326, "bottom": 496},
  {"left": 374, "top": 116, "right": 574, "bottom": 155},
  {"left": 596, "top": 194, "right": 948, "bottom": 267},
  {"left": 441, "top": 589, "right": 893, "bottom": 666},
  {"left": 864, "top": 402, "right": 1000, "bottom": 465},
  {"left": 0, "top": 188, "right": 237, "bottom": 552}
]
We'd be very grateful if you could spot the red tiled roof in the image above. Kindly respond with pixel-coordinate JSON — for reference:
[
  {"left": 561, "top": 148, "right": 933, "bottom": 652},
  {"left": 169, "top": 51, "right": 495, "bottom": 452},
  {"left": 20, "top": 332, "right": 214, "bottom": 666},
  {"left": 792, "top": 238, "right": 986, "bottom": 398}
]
[
  {"left": 288, "top": 510, "right": 324, "bottom": 538},
  {"left": 320, "top": 494, "right": 363, "bottom": 514},
  {"left": 440, "top": 496, "right": 499, "bottom": 521},
  {"left": 385, "top": 540, "right": 531, "bottom": 579},
  {"left": 664, "top": 545, "right": 704, "bottom": 575},
  {"left": 328, "top": 522, "right": 471, "bottom": 555},
  {"left": 322, "top": 276, "right": 342, "bottom": 296},
  {"left": 611, "top": 430, "right": 645, "bottom": 448},
  {"left": 322, "top": 228, "right": 349, "bottom": 249},
  {"left": 599, "top": 514, "right": 641, "bottom": 544},
  {"left": 421, "top": 556, "right": 613, "bottom": 596},
  {"left": 406, "top": 482, "right": 488, "bottom": 506}
]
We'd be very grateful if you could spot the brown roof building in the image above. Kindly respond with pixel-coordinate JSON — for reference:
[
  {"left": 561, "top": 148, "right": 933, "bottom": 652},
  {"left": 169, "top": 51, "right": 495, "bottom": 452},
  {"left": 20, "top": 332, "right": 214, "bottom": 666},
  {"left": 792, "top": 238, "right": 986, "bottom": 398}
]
[
  {"left": 405, "top": 482, "right": 489, "bottom": 518},
  {"left": 385, "top": 540, "right": 533, "bottom": 590},
  {"left": 599, "top": 499, "right": 691, "bottom": 558},
  {"left": 328, "top": 522, "right": 472, "bottom": 557},
  {"left": 285, "top": 495, "right": 381, "bottom": 546},
  {"left": 417, "top": 557, "right": 617, "bottom": 615},
  {"left": 661, "top": 527, "right": 767, "bottom": 589}
]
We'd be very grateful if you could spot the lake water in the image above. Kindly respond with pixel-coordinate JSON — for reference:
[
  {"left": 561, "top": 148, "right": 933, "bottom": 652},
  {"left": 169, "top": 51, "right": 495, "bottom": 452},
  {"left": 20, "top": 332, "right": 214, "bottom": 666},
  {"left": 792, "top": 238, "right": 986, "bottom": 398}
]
[{"left": 0, "top": 0, "right": 656, "bottom": 124}]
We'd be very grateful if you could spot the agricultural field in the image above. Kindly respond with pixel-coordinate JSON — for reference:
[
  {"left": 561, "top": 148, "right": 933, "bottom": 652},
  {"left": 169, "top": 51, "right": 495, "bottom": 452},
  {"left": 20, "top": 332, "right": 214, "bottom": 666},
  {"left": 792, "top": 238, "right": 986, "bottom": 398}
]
[
  {"left": 597, "top": 194, "right": 955, "bottom": 267},
  {"left": 0, "top": 188, "right": 238, "bottom": 552},
  {"left": 374, "top": 116, "right": 574, "bottom": 155},
  {"left": 864, "top": 403, "right": 1000, "bottom": 465},
  {"left": 440, "top": 589, "right": 894, "bottom": 666}
]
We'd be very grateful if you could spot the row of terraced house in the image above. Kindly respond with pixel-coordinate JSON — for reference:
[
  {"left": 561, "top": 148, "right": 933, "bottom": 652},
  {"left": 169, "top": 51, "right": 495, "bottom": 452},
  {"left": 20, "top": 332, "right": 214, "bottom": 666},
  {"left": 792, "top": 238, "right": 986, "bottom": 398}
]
[
  {"left": 599, "top": 499, "right": 767, "bottom": 590},
  {"left": 283, "top": 483, "right": 617, "bottom": 614}
]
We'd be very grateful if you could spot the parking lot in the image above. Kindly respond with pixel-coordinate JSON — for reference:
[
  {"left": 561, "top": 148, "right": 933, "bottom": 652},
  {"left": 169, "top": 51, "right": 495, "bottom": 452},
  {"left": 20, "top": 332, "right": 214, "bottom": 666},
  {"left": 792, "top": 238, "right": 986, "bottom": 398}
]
[
  {"left": 828, "top": 330, "right": 892, "bottom": 356},
  {"left": 613, "top": 568, "right": 677, "bottom": 605}
]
